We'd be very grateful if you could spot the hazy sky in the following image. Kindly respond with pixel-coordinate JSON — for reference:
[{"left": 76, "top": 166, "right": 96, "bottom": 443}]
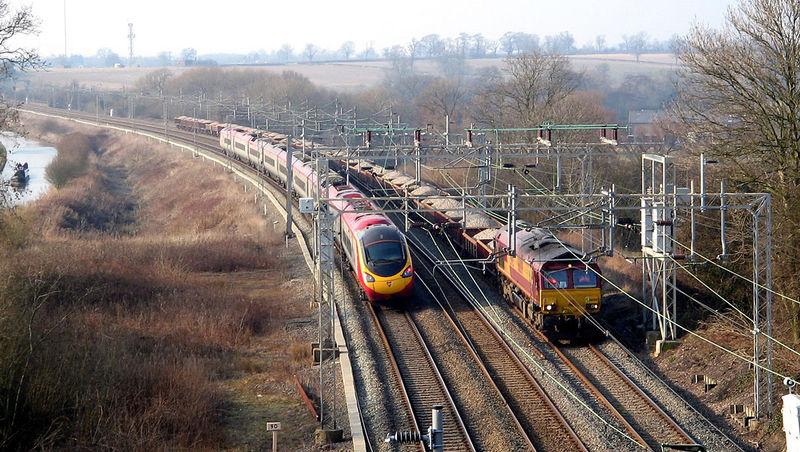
[{"left": 14, "top": 0, "right": 734, "bottom": 58}]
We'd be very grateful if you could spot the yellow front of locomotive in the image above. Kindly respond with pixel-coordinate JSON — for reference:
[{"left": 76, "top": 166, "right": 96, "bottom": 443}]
[
  {"left": 357, "top": 225, "right": 414, "bottom": 301},
  {"left": 538, "top": 265, "right": 602, "bottom": 319}
]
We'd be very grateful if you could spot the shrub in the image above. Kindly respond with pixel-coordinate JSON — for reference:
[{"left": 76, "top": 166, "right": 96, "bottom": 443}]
[{"left": 45, "top": 133, "right": 93, "bottom": 188}]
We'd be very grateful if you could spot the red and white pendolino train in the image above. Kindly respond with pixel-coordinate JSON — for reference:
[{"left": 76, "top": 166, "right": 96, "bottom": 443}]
[{"left": 179, "top": 117, "right": 414, "bottom": 302}]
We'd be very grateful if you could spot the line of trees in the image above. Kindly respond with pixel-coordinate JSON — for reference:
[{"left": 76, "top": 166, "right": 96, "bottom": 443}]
[
  {"left": 46, "top": 30, "right": 681, "bottom": 69},
  {"left": 670, "top": 0, "right": 800, "bottom": 344}
]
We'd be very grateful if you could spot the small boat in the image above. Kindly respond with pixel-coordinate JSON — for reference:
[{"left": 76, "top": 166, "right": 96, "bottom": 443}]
[{"left": 10, "top": 162, "right": 29, "bottom": 186}]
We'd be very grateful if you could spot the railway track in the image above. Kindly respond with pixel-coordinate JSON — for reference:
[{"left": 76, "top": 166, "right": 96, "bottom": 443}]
[
  {"left": 547, "top": 337, "right": 697, "bottom": 450},
  {"left": 404, "top": 224, "right": 699, "bottom": 450},
  {"left": 366, "top": 303, "right": 475, "bottom": 451},
  {"left": 410, "top": 243, "right": 587, "bottom": 451}
]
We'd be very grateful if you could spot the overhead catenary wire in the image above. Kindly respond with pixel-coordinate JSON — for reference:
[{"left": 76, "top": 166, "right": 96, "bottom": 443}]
[
  {"left": 545, "top": 233, "right": 792, "bottom": 384},
  {"left": 669, "top": 235, "right": 800, "bottom": 307}
]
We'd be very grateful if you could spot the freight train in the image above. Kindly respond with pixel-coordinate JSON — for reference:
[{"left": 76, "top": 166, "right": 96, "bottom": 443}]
[
  {"left": 174, "top": 116, "right": 601, "bottom": 334},
  {"left": 209, "top": 120, "right": 414, "bottom": 302},
  {"left": 332, "top": 152, "right": 604, "bottom": 337}
]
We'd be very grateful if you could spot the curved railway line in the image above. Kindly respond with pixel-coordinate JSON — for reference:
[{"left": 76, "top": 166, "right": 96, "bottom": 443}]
[{"left": 24, "top": 104, "right": 749, "bottom": 451}]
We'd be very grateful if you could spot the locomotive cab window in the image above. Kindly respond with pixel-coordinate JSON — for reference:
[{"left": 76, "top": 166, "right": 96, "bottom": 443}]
[
  {"left": 572, "top": 269, "right": 597, "bottom": 288},
  {"left": 543, "top": 269, "right": 569, "bottom": 289},
  {"left": 361, "top": 227, "right": 406, "bottom": 277}
]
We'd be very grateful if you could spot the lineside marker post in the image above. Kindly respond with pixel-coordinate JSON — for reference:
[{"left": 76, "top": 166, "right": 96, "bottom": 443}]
[{"left": 266, "top": 422, "right": 281, "bottom": 452}]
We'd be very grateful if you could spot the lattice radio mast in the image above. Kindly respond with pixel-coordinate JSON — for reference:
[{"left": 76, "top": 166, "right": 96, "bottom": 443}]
[{"left": 127, "top": 23, "right": 135, "bottom": 67}]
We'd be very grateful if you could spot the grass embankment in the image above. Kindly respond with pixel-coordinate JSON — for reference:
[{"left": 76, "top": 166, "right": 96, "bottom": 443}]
[{"left": 0, "top": 122, "right": 317, "bottom": 449}]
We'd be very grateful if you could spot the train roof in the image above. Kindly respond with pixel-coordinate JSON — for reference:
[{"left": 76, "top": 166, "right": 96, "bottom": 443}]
[
  {"left": 328, "top": 186, "right": 392, "bottom": 233},
  {"left": 495, "top": 223, "right": 586, "bottom": 269}
]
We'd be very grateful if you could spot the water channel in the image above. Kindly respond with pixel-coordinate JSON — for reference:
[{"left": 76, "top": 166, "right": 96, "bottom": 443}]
[{"left": 1, "top": 133, "right": 57, "bottom": 205}]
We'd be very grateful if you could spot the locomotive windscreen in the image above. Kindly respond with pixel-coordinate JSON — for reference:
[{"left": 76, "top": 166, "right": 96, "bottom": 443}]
[{"left": 361, "top": 226, "right": 407, "bottom": 277}]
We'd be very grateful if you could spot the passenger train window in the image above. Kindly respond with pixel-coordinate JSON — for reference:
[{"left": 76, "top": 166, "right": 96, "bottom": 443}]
[
  {"left": 573, "top": 270, "right": 597, "bottom": 288},
  {"left": 543, "top": 269, "right": 568, "bottom": 289}
]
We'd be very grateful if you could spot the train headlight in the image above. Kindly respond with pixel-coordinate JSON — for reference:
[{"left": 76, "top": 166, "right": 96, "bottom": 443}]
[
  {"left": 586, "top": 303, "right": 599, "bottom": 311},
  {"left": 544, "top": 304, "right": 556, "bottom": 311},
  {"left": 364, "top": 273, "right": 375, "bottom": 283},
  {"left": 402, "top": 265, "right": 414, "bottom": 278}
]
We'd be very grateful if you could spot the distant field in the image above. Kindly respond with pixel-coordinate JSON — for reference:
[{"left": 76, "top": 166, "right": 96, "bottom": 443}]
[{"left": 25, "top": 53, "right": 679, "bottom": 91}]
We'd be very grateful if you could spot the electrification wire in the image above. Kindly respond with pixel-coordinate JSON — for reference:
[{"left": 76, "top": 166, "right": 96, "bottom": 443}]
[
  {"left": 408, "top": 225, "right": 645, "bottom": 448},
  {"left": 661, "top": 239, "right": 800, "bottom": 361},
  {"left": 360, "top": 168, "right": 647, "bottom": 447},
  {"left": 668, "top": 235, "right": 800, "bottom": 307},
  {"left": 546, "top": 233, "right": 792, "bottom": 384}
]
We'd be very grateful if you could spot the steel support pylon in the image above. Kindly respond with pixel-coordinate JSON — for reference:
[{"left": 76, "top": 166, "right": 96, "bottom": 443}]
[
  {"left": 315, "top": 158, "right": 336, "bottom": 429},
  {"left": 751, "top": 195, "right": 773, "bottom": 418},
  {"left": 641, "top": 154, "right": 678, "bottom": 341},
  {"left": 642, "top": 249, "right": 677, "bottom": 340}
]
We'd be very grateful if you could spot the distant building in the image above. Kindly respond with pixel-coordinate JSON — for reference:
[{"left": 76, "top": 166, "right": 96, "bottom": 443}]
[{"left": 627, "top": 109, "right": 667, "bottom": 143}]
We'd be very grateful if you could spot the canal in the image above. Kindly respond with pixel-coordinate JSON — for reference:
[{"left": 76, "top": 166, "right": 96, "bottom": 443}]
[{"left": 1, "top": 133, "right": 57, "bottom": 205}]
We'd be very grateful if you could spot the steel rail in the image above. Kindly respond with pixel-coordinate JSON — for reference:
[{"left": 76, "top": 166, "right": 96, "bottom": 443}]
[
  {"left": 366, "top": 303, "right": 474, "bottom": 451},
  {"left": 410, "top": 243, "right": 586, "bottom": 452},
  {"left": 586, "top": 344, "right": 696, "bottom": 446}
]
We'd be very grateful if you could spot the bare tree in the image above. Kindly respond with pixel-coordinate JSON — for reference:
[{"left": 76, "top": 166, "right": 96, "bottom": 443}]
[
  {"left": 136, "top": 68, "right": 173, "bottom": 95},
  {"left": 302, "top": 44, "right": 319, "bottom": 62},
  {"left": 667, "top": 33, "right": 681, "bottom": 65},
  {"left": 470, "top": 33, "right": 487, "bottom": 58},
  {"left": 595, "top": 35, "right": 606, "bottom": 53},
  {"left": 279, "top": 43, "right": 292, "bottom": 62},
  {"left": 500, "top": 32, "right": 517, "bottom": 56},
  {"left": 486, "top": 39, "right": 500, "bottom": 57},
  {"left": 0, "top": 2, "right": 39, "bottom": 78},
  {"left": 474, "top": 50, "right": 583, "bottom": 127},
  {"left": 407, "top": 38, "right": 420, "bottom": 61},
  {"left": 1, "top": 1, "right": 41, "bottom": 209},
  {"left": 622, "top": 32, "right": 648, "bottom": 62},
  {"left": 543, "top": 32, "right": 574, "bottom": 54},
  {"left": 672, "top": 0, "right": 800, "bottom": 341},
  {"left": 416, "top": 78, "right": 468, "bottom": 126},
  {"left": 96, "top": 48, "right": 121, "bottom": 67},
  {"left": 361, "top": 41, "right": 376, "bottom": 60},
  {"left": 419, "top": 34, "right": 445, "bottom": 58},
  {"left": 339, "top": 41, "right": 355, "bottom": 60}
]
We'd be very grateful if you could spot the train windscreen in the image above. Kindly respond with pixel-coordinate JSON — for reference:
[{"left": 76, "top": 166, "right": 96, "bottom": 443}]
[
  {"left": 572, "top": 269, "right": 598, "bottom": 288},
  {"left": 543, "top": 269, "right": 569, "bottom": 289},
  {"left": 361, "top": 227, "right": 407, "bottom": 277}
]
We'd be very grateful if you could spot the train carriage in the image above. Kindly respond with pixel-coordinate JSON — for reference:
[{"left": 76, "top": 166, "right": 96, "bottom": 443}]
[
  {"left": 214, "top": 122, "right": 413, "bottom": 302},
  {"left": 328, "top": 185, "right": 414, "bottom": 301}
]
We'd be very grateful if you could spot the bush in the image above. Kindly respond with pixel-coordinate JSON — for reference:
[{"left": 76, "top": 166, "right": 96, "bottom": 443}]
[{"left": 45, "top": 133, "right": 94, "bottom": 188}]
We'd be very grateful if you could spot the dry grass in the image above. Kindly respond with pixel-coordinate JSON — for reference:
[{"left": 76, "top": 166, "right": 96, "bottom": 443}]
[
  {"left": 0, "top": 119, "right": 315, "bottom": 449},
  {"left": 44, "top": 133, "right": 95, "bottom": 188}
]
